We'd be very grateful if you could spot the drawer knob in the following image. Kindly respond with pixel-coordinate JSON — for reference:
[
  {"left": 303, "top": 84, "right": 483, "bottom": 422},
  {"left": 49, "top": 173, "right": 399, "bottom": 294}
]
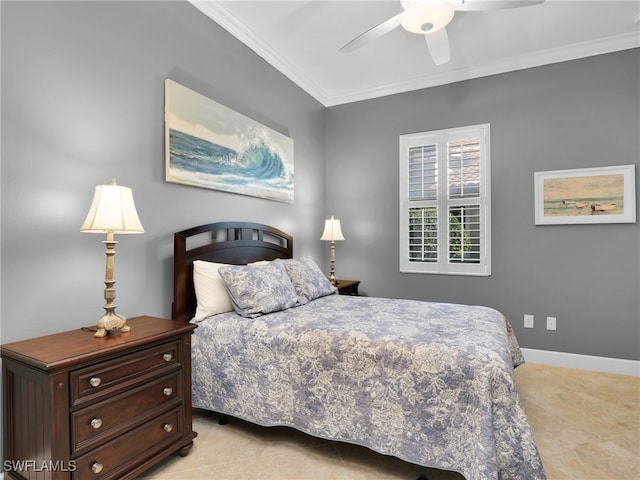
[
  {"left": 163, "top": 387, "right": 173, "bottom": 396},
  {"left": 91, "top": 462, "right": 104, "bottom": 474},
  {"left": 163, "top": 423, "right": 173, "bottom": 433},
  {"left": 163, "top": 353, "right": 173, "bottom": 362},
  {"left": 89, "top": 377, "right": 102, "bottom": 388},
  {"left": 90, "top": 418, "right": 103, "bottom": 429}
]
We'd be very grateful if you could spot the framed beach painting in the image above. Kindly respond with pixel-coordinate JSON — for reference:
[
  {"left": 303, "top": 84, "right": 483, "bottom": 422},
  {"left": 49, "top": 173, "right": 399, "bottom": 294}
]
[
  {"left": 165, "top": 79, "right": 294, "bottom": 203},
  {"left": 534, "top": 165, "right": 636, "bottom": 225}
]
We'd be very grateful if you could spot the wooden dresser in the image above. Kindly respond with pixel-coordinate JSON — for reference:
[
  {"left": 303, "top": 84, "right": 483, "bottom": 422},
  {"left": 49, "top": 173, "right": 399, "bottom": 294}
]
[{"left": 1, "top": 316, "right": 197, "bottom": 480}]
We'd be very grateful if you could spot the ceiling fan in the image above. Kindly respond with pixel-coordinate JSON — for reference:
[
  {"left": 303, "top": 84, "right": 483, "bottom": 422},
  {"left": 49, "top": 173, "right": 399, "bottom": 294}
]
[{"left": 340, "top": 0, "right": 545, "bottom": 65}]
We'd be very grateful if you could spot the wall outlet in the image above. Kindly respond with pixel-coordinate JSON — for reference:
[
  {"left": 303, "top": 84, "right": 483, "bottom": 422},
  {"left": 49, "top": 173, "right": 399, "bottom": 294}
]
[
  {"left": 524, "top": 314, "right": 534, "bottom": 328},
  {"left": 546, "top": 316, "right": 557, "bottom": 331}
]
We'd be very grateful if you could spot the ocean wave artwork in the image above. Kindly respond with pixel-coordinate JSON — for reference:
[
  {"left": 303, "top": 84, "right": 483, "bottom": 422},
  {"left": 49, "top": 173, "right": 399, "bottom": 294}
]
[{"left": 165, "top": 79, "right": 294, "bottom": 203}]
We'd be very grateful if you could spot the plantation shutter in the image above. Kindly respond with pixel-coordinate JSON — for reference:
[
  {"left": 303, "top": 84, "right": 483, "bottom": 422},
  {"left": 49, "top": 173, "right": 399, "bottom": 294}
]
[
  {"left": 400, "top": 124, "right": 491, "bottom": 276},
  {"left": 447, "top": 138, "right": 482, "bottom": 264},
  {"left": 408, "top": 143, "right": 438, "bottom": 262}
]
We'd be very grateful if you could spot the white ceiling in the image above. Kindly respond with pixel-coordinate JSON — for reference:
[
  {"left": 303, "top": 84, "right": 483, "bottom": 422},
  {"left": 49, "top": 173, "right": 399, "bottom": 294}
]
[{"left": 190, "top": 0, "right": 640, "bottom": 106}]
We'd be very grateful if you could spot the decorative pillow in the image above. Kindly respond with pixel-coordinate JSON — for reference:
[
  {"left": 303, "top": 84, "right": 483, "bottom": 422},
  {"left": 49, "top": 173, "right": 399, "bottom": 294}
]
[
  {"left": 192, "top": 260, "right": 234, "bottom": 322},
  {"left": 279, "top": 257, "right": 337, "bottom": 305},
  {"left": 218, "top": 261, "right": 298, "bottom": 318}
]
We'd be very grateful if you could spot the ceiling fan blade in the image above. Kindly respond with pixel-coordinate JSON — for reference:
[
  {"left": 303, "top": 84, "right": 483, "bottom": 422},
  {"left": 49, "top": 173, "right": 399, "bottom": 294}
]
[
  {"left": 425, "top": 27, "right": 450, "bottom": 65},
  {"left": 456, "top": 0, "right": 544, "bottom": 11},
  {"left": 340, "top": 12, "right": 403, "bottom": 53}
]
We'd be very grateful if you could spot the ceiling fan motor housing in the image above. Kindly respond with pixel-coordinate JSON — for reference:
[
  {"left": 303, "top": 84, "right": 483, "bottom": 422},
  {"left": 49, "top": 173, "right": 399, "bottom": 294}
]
[{"left": 400, "top": 1, "right": 456, "bottom": 34}]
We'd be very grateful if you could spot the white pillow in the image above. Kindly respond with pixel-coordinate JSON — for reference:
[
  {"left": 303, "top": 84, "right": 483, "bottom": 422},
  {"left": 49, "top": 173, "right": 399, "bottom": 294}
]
[
  {"left": 193, "top": 260, "right": 234, "bottom": 321},
  {"left": 249, "top": 260, "right": 271, "bottom": 266}
]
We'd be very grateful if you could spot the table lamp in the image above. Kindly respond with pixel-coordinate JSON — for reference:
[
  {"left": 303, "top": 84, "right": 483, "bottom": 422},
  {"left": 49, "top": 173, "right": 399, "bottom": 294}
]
[
  {"left": 320, "top": 215, "right": 345, "bottom": 285},
  {"left": 81, "top": 179, "right": 144, "bottom": 337}
]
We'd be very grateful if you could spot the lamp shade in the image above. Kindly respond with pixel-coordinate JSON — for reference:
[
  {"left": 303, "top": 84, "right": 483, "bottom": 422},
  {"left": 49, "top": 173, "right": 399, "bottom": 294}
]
[
  {"left": 401, "top": 1, "right": 455, "bottom": 34},
  {"left": 320, "top": 216, "right": 345, "bottom": 241},
  {"left": 80, "top": 179, "right": 144, "bottom": 234}
]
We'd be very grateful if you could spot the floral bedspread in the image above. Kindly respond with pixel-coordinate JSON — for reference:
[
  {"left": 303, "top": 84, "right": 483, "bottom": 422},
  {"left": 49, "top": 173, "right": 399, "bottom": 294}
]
[{"left": 191, "top": 295, "right": 545, "bottom": 480}]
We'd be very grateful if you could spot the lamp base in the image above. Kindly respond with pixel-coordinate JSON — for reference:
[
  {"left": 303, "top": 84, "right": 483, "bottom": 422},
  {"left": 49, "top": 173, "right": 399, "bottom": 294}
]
[{"left": 94, "top": 311, "right": 131, "bottom": 338}]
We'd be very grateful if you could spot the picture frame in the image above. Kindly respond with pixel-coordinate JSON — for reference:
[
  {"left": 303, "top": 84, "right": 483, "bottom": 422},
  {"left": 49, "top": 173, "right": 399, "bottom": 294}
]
[
  {"left": 534, "top": 165, "right": 636, "bottom": 225},
  {"left": 165, "top": 79, "right": 294, "bottom": 204}
]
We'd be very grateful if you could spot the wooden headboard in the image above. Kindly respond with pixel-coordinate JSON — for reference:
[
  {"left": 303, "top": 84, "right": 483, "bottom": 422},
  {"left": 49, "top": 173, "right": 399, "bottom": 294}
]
[{"left": 172, "top": 221, "right": 293, "bottom": 323}]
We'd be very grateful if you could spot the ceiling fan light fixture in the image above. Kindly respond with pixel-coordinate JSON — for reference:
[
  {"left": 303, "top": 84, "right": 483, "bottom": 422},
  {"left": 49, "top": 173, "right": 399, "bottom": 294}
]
[{"left": 401, "top": 1, "right": 455, "bottom": 34}]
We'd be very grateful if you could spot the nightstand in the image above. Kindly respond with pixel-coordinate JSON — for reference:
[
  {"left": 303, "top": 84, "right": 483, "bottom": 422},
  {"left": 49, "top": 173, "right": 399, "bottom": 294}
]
[
  {"left": 1, "top": 316, "right": 197, "bottom": 480},
  {"left": 335, "top": 279, "right": 360, "bottom": 296}
]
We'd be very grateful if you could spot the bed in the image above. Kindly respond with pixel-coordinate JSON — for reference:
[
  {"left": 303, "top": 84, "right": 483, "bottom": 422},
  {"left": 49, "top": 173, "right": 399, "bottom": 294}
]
[{"left": 173, "top": 221, "right": 545, "bottom": 480}]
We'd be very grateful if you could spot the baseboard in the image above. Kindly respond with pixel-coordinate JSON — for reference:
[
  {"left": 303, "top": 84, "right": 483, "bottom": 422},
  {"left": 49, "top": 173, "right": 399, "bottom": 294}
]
[{"left": 521, "top": 348, "right": 640, "bottom": 377}]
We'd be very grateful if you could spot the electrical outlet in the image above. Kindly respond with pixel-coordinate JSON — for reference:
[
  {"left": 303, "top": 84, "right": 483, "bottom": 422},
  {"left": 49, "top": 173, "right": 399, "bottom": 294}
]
[
  {"left": 524, "top": 314, "right": 534, "bottom": 329},
  {"left": 546, "top": 316, "right": 557, "bottom": 331}
]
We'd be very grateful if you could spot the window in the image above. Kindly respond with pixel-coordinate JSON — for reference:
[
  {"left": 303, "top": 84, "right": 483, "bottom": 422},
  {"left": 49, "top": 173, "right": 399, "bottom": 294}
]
[{"left": 399, "top": 124, "right": 491, "bottom": 276}]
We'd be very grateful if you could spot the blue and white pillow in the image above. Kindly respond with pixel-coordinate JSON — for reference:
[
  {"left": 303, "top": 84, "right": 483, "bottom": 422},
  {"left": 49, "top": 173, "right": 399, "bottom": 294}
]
[
  {"left": 278, "top": 257, "right": 337, "bottom": 305},
  {"left": 218, "top": 261, "right": 298, "bottom": 318}
]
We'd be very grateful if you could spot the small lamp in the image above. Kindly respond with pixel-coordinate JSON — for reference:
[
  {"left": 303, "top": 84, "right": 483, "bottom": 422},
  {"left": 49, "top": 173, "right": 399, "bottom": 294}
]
[
  {"left": 320, "top": 215, "right": 345, "bottom": 285},
  {"left": 81, "top": 179, "right": 144, "bottom": 337}
]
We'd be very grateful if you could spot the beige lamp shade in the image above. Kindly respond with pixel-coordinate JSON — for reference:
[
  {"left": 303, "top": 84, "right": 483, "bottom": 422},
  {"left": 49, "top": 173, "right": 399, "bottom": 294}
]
[
  {"left": 320, "top": 216, "right": 345, "bottom": 241},
  {"left": 81, "top": 179, "right": 144, "bottom": 234}
]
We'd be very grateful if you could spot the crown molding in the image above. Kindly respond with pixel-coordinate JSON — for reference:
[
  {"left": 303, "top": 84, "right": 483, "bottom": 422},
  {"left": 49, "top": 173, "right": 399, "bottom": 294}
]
[
  {"left": 189, "top": 0, "right": 331, "bottom": 106},
  {"left": 325, "top": 31, "right": 640, "bottom": 106},
  {"left": 190, "top": 1, "right": 640, "bottom": 107}
]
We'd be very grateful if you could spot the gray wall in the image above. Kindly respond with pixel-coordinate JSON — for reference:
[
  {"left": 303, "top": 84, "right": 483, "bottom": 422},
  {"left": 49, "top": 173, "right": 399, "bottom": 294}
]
[
  {"left": 326, "top": 49, "right": 640, "bottom": 361},
  {"left": 1, "top": 0, "right": 638, "bottom": 363},
  {"left": 1, "top": 1, "right": 326, "bottom": 342}
]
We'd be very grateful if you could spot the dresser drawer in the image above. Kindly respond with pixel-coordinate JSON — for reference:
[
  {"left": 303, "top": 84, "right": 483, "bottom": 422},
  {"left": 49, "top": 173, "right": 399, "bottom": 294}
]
[
  {"left": 71, "top": 340, "right": 181, "bottom": 407},
  {"left": 72, "top": 371, "right": 182, "bottom": 455},
  {"left": 73, "top": 406, "right": 184, "bottom": 480},
  {"left": 2, "top": 316, "right": 196, "bottom": 480}
]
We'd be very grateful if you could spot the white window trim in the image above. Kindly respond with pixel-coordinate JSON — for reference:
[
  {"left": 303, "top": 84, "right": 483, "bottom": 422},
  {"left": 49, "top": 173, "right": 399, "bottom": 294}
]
[{"left": 399, "top": 124, "right": 491, "bottom": 276}]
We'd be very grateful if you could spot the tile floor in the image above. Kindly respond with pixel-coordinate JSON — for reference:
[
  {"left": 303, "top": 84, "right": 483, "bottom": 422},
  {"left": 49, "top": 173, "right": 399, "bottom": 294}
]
[{"left": 139, "top": 364, "right": 639, "bottom": 480}]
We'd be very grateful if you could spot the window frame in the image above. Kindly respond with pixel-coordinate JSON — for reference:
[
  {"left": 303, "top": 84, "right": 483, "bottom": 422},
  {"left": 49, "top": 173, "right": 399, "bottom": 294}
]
[{"left": 399, "top": 123, "right": 491, "bottom": 276}]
